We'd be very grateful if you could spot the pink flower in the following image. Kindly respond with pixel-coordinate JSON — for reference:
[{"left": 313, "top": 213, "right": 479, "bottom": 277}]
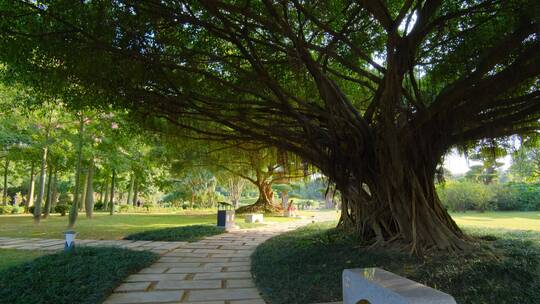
[{"left": 111, "top": 122, "right": 119, "bottom": 129}]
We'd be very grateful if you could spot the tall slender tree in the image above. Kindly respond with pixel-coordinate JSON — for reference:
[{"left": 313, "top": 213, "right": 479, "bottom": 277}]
[
  {"left": 84, "top": 158, "right": 95, "bottom": 218},
  {"left": 26, "top": 162, "right": 35, "bottom": 212},
  {"left": 2, "top": 156, "right": 9, "bottom": 206},
  {"left": 109, "top": 169, "right": 116, "bottom": 215},
  {"left": 33, "top": 145, "right": 47, "bottom": 223},
  {"left": 42, "top": 163, "right": 53, "bottom": 218},
  {"left": 68, "top": 116, "right": 85, "bottom": 228}
]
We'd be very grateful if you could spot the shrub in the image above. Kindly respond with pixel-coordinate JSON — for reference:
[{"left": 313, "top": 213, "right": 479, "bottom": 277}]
[
  {"left": 93, "top": 201, "right": 104, "bottom": 210},
  {"left": 58, "top": 192, "right": 72, "bottom": 205},
  {"left": 142, "top": 202, "right": 153, "bottom": 211},
  {"left": 504, "top": 183, "right": 540, "bottom": 211},
  {"left": 492, "top": 184, "right": 521, "bottom": 211},
  {"left": 28, "top": 206, "right": 35, "bottom": 214},
  {"left": 10, "top": 206, "right": 21, "bottom": 214},
  {"left": 0, "top": 247, "right": 158, "bottom": 304},
  {"left": 54, "top": 204, "right": 70, "bottom": 216},
  {"left": 118, "top": 205, "right": 130, "bottom": 213},
  {"left": 438, "top": 181, "right": 495, "bottom": 212},
  {"left": 0, "top": 205, "right": 13, "bottom": 214},
  {"left": 438, "top": 181, "right": 540, "bottom": 212}
]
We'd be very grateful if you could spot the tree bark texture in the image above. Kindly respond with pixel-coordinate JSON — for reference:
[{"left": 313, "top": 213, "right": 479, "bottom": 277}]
[
  {"left": 26, "top": 162, "right": 35, "bottom": 212},
  {"left": 3, "top": 157, "right": 9, "bottom": 206},
  {"left": 50, "top": 168, "right": 58, "bottom": 209},
  {"left": 85, "top": 159, "right": 95, "bottom": 218},
  {"left": 127, "top": 173, "right": 134, "bottom": 205},
  {"left": 42, "top": 164, "right": 54, "bottom": 219},
  {"left": 68, "top": 117, "right": 84, "bottom": 228},
  {"left": 236, "top": 180, "right": 280, "bottom": 214},
  {"left": 33, "top": 147, "right": 48, "bottom": 224},
  {"left": 109, "top": 169, "right": 116, "bottom": 215}
]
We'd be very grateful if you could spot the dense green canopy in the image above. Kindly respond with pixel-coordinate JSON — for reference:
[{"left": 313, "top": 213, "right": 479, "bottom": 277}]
[{"left": 0, "top": 0, "right": 539, "bottom": 251}]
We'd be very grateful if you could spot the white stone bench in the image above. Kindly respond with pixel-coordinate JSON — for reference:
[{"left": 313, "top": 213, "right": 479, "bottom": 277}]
[
  {"left": 244, "top": 213, "right": 264, "bottom": 223},
  {"left": 343, "top": 268, "right": 456, "bottom": 304}
]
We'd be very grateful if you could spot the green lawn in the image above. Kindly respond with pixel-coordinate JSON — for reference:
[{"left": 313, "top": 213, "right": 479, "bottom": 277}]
[
  {"left": 452, "top": 211, "right": 540, "bottom": 231},
  {"left": 0, "top": 249, "right": 47, "bottom": 271},
  {"left": 0, "top": 212, "right": 300, "bottom": 240},
  {"left": 252, "top": 221, "right": 540, "bottom": 304},
  {"left": 0, "top": 247, "right": 158, "bottom": 304},
  {"left": 0, "top": 213, "right": 217, "bottom": 240},
  {"left": 125, "top": 224, "right": 225, "bottom": 242}
]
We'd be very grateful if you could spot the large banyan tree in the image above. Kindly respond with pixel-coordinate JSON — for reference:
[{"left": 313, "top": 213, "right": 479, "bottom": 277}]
[{"left": 0, "top": 0, "right": 539, "bottom": 251}]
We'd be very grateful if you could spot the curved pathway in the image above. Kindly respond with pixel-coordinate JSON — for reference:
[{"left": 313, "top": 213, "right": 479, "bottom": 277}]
[
  {"left": 104, "top": 218, "right": 316, "bottom": 304},
  {"left": 0, "top": 212, "right": 336, "bottom": 303}
]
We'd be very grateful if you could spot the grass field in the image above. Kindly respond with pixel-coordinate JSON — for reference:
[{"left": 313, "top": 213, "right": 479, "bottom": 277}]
[
  {"left": 451, "top": 211, "right": 540, "bottom": 231},
  {"left": 252, "top": 221, "right": 540, "bottom": 304},
  {"left": 0, "top": 212, "right": 299, "bottom": 240}
]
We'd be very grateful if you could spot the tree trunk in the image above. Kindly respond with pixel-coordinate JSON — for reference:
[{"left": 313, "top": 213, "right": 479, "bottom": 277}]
[
  {"left": 109, "top": 169, "right": 116, "bottom": 215},
  {"left": 98, "top": 182, "right": 104, "bottom": 206},
  {"left": 79, "top": 170, "right": 87, "bottom": 211},
  {"left": 25, "top": 162, "right": 36, "bottom": 213},
  {"left": 103, "top": 181, "right": 109, "bottom": 210},
  {"left": 34, "top": 147, "right": 48, "bottom": 224},
  {"left": 325, "top": 186, "right": 335, "bottom": 209},
  {"left": 236, "top": 180, "right": 280, "bottom": 214},
  {"left": 132, "top": 177, "right": 139, "bottom": 206},
  {"left": 42, "top": 163, "right": 54, "bottom": 219},
  {"left": 3, "top": 157, "right": 9, "bottom": 206},
  {"left": 334, "top": 142, "right": 469, "bottom": 253},
  {"left": 228, "top": 177, "right": 245, "bottom": 209},
  {"left": 50, "top": 168, "right": 58, "bottom": 209},
  {"left": 68, "top": 117, "right": 84, "bottom": 229},
  {"left": 127, "top": 172, "right": 134, "bottom": 205},
  {"left": 85, "top": 159, "right": 95, "bottom": 218},
  {"left": 280, "top": 191, "right": 289, "bottom": 209}
]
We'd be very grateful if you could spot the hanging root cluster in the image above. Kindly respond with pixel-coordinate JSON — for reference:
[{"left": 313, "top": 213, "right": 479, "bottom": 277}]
[{"left": 337, "top": 170, "right": 472, "bottom": 254}]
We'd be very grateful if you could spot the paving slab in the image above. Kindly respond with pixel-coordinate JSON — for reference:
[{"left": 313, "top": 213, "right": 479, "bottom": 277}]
[
  {"left": 187, "top": 288, "right": 261, "bottom": 302},
  {"left": 193, "top": 272, "right": 252, "bottom": 280},
  {"left": 126, "top": 273, "right": 188, "bottom": 282},
  {"left": 101, "top": 214, "right": 332, "bottom": 303},
  {"left": 115, "top": 282, "right": 152, "bottom": 292},
  {"left": 104, "top": 290, "right": 184, "bottom": 303},
  {"left": 155, "top": 280, "right": 222, "bottom": 290}
]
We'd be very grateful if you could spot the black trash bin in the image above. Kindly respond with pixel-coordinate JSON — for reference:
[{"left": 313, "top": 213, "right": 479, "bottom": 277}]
[{"left": 217, "top": 202, "right": 235, "bottom": 228}]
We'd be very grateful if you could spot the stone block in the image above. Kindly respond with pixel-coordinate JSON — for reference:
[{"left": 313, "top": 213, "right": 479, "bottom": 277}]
[
  {"left": 226, "top": 279, "right": 255, "bottom": 288},
  {"left": 155, "top": 279, "right": 222, "bottom": 290},
  {"left": 126, "top": 273, "right": 187, "bottom": 282},
  {"left": 187, "top": 288, "right": 260, "bottom": 302},
  {"left": 244, "top": 214, "right": 264, "bottom": 223},
  {"left": 342, "top": 268, "right": 456, "bottom": 304},
  {"left": 104, "top": 291, "right": 183, "bottom": 303},
  {"left": 194, "top": 271, "right": 251, "bottom": 280},
  {"left": 115, "top": 282, "right": 151, "bottom": 292}
]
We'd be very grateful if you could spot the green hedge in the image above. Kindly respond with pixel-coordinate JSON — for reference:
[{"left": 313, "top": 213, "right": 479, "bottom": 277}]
[
  {"left": 437, "top": 181, "right": 540, "bottom": 212},
  {"left": 0, "top": 247, "right": 158, "bottom": 304}
]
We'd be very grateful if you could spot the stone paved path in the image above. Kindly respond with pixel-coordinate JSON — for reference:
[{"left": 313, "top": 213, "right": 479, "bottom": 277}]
[
  {"left": 0, "top": 237, "right": 187, "bottom": 254},
  {"left": 104, "top": 218, "right": 318, "bottom": 304},
  {"left": 0, "top": 213, "right": 335, "bottom": 303}
]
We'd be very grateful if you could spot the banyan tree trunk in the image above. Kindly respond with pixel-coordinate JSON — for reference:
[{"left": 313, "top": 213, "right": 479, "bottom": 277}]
[
  {"left": 335, "top": 144, "right": 469, "bottom": 253},
  {"left": 236, "top": 181, "right": 281, "bottom": 214}
]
